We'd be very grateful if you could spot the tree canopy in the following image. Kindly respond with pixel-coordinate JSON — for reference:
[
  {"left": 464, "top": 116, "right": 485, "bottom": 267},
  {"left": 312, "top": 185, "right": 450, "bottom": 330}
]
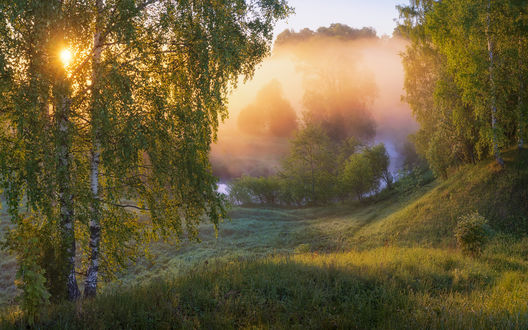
[
  {"left": 0, "top": 0, "right": 291, "bottom": 309},
  {"left": 398, "top": 0, "right": 528, "bottom": 177}
]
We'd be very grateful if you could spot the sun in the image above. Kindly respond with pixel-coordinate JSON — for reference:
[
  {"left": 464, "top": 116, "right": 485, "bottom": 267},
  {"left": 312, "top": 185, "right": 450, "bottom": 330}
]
[{"left": 60, "top": 49, "right": 73, "bottom": 67}]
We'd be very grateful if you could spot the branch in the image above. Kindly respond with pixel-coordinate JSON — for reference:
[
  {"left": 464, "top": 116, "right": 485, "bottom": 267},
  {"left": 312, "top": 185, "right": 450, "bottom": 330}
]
[
  {"left": 70, "top": 0, "right": 161, "bottom": 78},
  {"left": 104, "top": 201, "right": 150, "bottom": 211}
]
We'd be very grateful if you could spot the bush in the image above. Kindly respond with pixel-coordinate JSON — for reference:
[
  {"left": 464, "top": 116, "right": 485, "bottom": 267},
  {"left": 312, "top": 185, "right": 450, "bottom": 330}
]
[
  {"left": 454, "top": 212, "right": 492, "bottom": 257},
  {"left": 294, "top": 243, "right": 311, "bottom": 254},
  {"left": 394, "top": 165, "right": 434, "bottom": 194},
  {"left": 228, "top": 176, "right": 282, "bottom": 205},
  {"left": 341, "top": 153, "right": 378, "bottom": 200}
]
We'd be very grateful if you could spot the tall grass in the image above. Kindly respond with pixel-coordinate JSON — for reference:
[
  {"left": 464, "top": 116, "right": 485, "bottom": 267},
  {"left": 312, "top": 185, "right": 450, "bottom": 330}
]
[{"left": 2, "top": 247, "right": 527, "bottom": 329}]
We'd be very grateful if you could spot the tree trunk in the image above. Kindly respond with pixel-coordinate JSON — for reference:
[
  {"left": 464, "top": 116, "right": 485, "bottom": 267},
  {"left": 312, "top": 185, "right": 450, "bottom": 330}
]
[
  {"left": 84, "top": 144, "right": 101, "bottom": 298},
  {"left": 57, "top": 92, "right": 80, "bottom": 301},
  {"left": 84, "top": 0, "right": 103, "bottom": 298},
  {"left": 383, "top": 171, "right": 393, "bottom": 190},
  {"left": 486, "top": 0, "right": 504, "bottom": 167},
  {"left": 519, "top": 38, "right": 524, "bottom": 150},
  {"left": 519, "top": 80, "right": 524, "bottom": 150}
]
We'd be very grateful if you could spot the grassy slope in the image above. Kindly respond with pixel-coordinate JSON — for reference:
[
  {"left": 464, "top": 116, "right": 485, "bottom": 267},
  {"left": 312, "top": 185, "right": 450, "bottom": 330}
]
[{"left": 1, "top": 150, "right": 528, "bottom": 328}]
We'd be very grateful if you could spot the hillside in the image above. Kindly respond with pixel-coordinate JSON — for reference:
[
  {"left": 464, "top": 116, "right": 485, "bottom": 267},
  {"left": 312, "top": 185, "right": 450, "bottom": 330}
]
[{"left": 1, "top": 149, "right": 528, "bottom": 328}]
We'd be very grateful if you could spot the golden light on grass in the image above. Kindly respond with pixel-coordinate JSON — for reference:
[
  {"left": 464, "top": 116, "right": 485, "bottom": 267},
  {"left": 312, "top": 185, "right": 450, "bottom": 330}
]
[{"left": 60, "top": 48, "right": 73, "bottom": 68}]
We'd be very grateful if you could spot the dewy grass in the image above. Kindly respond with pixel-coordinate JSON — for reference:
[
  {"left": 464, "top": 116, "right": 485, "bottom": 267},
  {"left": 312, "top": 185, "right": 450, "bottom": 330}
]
[{"left": 1, "top": 149, "right": 528, "bottom": 328}]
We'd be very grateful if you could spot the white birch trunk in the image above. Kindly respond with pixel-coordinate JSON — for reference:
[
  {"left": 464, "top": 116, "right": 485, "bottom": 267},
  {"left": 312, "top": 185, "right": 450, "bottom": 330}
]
[
  {"left": 84, "top": 0, "right": 104, "bottom": 298},
  {"left": 487, "top": 0, "right": 504, "bottom": 167},
  {"left": 57, "top": 92, "right": 81, "bottom": 301},
  {"left": 519, "top": 79, "right": 524, "bottom": 150}
]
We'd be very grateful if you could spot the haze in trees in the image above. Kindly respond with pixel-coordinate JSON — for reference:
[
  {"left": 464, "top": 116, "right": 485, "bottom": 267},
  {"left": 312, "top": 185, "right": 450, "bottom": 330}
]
[
  {"left": 237, "top": 80, "right": 298, "bottom": 138},
  {"left": 211, "top": 24, "right": 418, "bottom": 179}
]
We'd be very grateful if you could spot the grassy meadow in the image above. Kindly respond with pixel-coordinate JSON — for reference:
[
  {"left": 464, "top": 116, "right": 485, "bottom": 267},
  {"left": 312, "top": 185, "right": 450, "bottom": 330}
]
[{"left": 1, "top": 149, "right": 528, "bottom": 328}]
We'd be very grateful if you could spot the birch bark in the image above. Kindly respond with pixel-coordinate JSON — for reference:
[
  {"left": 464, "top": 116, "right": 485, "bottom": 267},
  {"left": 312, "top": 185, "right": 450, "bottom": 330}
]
[
  {"left": 57, "top": 92, "right": 81, "bottom": 301},
  {"left": 486, "top": 0, "right": 504, "bottom": 167},
  {"left": 84, "top": 0, "right": 104, "bottom": 298}
]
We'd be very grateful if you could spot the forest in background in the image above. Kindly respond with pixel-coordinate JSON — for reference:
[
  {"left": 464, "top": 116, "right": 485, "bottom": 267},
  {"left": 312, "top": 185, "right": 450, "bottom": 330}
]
[{"left": 211, "top": 24, "right": 416, "bottom": 179}]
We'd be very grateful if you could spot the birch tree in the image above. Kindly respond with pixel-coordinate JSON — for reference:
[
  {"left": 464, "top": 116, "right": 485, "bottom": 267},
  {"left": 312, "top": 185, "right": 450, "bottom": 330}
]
[
  {"left": 486, "top": 0, "right": 505, "bottom": 166},
  {"left": 398, "top": 0, "right": 527, "bottom": 175},
  {"left": 0, "top": 0, "right": 291, "bottom": 307}
]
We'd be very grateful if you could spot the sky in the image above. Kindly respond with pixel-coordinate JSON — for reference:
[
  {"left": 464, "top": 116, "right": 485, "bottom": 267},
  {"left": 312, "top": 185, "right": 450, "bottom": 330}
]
[{"left": 273, "top": 0, "right": 407, "bottom": 38}]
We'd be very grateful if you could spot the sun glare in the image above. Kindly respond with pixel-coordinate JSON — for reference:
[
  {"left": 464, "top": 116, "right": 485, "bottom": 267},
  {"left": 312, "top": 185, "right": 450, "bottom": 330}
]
[{"left": 60, "top": 49, "right": 73, "bottom": 67}]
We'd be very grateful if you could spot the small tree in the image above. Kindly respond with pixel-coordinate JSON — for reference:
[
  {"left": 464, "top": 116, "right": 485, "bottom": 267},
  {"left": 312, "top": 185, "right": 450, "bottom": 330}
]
[
  {"left": 364, "top": 144, "right": 392, "bottom": 189},
  {"left": 281, "top": 124, "right": 337, "bottom": 205},
  {"left": 341, "top": 153, "right": 378, "bottom": 200}
]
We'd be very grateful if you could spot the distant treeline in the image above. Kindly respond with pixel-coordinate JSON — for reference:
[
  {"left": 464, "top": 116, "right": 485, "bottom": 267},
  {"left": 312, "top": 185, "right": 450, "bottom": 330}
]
[{"left": 275, "top": 24, "right": 378, "bottom": 46}]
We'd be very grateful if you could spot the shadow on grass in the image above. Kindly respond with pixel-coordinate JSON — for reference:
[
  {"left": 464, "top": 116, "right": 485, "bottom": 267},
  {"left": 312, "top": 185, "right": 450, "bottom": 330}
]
[{"left": 3, "top": 251, "right": 526, "bottom": 329}]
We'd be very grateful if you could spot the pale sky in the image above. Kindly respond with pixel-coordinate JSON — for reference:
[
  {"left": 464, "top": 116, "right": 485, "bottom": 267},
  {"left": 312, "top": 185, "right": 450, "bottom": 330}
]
[{"left": 273, "top": 0, "right": 408, "bottom": 38}]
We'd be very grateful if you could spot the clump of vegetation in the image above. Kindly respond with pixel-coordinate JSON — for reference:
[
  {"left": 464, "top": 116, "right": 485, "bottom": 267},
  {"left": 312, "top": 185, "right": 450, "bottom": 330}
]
[
  {"left": 455, "top": 212, "right": 492, "bottom": 257},
  {"left": 228, "top": 176, "right": 282, "bottom": 205},
  {"left": 394, "top": 164, "right": 434, "bottom": 194},
  {"left": 293, "top": 243, "right": 311, "bottom": 254},
  {"left": 229, "top": 124, "right": 393, "bottom": 206}
]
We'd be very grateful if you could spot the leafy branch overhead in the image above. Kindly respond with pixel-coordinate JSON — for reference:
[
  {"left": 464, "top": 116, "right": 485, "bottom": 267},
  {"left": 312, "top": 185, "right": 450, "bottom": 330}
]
[{"left": 0, "top": 0, "right": 291, "bottom": 310}]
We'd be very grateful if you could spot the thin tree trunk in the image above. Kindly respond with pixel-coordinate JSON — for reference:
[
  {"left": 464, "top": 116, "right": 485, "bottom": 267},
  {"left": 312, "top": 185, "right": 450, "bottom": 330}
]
[
  {"left": 519, "top": 80, "right": 524, "bottom": 150},
  {"left": 486, "top": 0, "right": 504, "bottom": 167},
  {"left": 383, "top": 171, "right": 393, "bottom": 190},
  {"left": 57, "top": 92, "right": 81, "bottom": 301},
  {"left": 309, "top": 146, "right": 315, "bottom": 204},
  {"left": 519, "top": 38, "right": 524, "bottom": 150},
  {"left": 84, "top": 0, "right": 103, "bottom": 298}
]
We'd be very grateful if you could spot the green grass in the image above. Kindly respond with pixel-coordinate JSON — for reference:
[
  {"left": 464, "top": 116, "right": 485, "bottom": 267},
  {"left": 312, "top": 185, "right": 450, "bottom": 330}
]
[
  {"left": 1, "top": 149, "right": 528, "bottom": 328},
  {"left": 3, "top": 248, "right": 528, "bottom": 329}
]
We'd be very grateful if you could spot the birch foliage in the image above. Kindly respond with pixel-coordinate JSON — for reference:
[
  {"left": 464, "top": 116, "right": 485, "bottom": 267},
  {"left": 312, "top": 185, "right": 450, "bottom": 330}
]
[
  {"left": 398, "top": 0, "right": 528, "bottom": 176},
  {"left": 0, "top": 0, "right": 291, "bottom": 307}
]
